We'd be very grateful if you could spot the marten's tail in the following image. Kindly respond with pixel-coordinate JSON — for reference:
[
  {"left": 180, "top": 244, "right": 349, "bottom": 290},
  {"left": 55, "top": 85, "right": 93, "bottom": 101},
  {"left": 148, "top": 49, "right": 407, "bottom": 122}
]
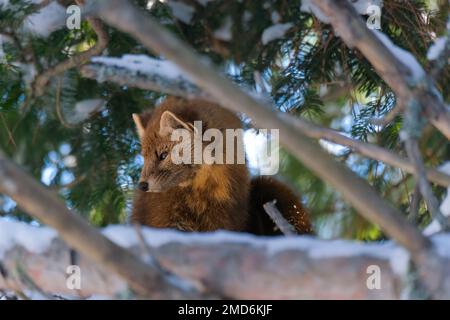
[{"left": 248, "top": 176, "right": 313, "bottom": 236}]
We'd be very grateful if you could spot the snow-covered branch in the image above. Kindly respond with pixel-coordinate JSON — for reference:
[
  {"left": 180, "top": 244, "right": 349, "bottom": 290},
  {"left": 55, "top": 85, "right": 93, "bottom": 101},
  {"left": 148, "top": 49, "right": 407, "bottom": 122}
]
[
  {"left": 2, "top": 218, "right": 450, "bottom": 299},
  {"left": 309, "top": 0, "right": 450, "bottom": 140},
  {"left": 0, "top": 151, "right": 205, "bottom": 299},
  {"left": 80, "top": 55, "right": 211, "bottom": 100}
]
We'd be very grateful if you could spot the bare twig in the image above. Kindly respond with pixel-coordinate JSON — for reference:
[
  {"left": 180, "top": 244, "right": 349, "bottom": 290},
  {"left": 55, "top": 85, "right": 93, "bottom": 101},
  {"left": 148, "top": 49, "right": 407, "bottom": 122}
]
[{"left": 263, "top": 200, "right": 297, "bottom": 236}]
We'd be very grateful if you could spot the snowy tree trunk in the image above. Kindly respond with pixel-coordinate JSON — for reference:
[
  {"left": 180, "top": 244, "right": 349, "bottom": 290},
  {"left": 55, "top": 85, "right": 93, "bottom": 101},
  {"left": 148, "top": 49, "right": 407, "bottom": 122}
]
[{"left": 2, "top": 219, "right": 450, "bottom": 299}]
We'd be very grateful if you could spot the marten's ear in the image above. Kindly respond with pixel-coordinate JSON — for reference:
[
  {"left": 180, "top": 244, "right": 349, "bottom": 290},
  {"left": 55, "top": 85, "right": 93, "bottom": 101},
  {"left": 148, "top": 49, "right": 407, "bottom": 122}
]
[
  {"left": 159, "top": 111, "right": 197, "bottom": 136},
  {"left": 133, "top": 112, "right": 151, "bottom": 139}
]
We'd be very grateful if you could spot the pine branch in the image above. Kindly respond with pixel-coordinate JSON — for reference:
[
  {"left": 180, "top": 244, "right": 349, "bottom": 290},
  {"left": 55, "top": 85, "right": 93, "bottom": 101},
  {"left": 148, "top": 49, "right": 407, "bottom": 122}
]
[{"left": 311, "top": 0, "right": 450, "bottom": 141}]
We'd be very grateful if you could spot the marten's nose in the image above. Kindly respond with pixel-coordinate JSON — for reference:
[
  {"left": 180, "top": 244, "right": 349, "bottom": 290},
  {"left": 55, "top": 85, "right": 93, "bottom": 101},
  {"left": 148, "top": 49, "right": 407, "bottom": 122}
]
[{"left": 138, "top": 181, "right": 149, "bottom": 192}]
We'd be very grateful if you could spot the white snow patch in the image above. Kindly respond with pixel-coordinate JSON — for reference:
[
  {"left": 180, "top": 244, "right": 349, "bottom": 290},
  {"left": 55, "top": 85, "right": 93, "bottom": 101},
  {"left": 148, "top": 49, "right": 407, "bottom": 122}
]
[
  {"left": 71, "top": 99, "right": 106, "bottom": 124},
  {"left": 301, "top": 0, "right": 383, "bottom": 23},
  {"left": 214, "top": 17, "right": 233, "bottom": 41},
  {"left": 10, "top": 62, "right": 37, "bottom": 86},
  {"left": 373, "top": 30, "right": 425, "bottom": 82},
  {"left": 424, "top": 162, "right": 450, "bottom": 236},
  {"left": 22, "top": 1, "right": 66, "bottom": 38},
  {"left": 103, "top": 224, "right": 412, "bottom": 277},
  {"left": 0, "top": 218, "right": 57, "bottom": 258},
  {"left": 427, "top": 37, "right": 447, "bottom": 61},
  {"left": 261, "top": 23, "right": 293, "bottom": 45},
  {"left": 102, "top": 225, "right": 261, "bottom": 248},
  {"left": 91, "top": 55, "right": 192, "bottom": 81},
  {"left": 166, "top": 1, "right": 195, "bottom": 24},
  {"left": 432, "top": 233, "right": 450, "bottom": 258},
  {"left": 352, "top": 0, "right": 383, "bottom": 13}
]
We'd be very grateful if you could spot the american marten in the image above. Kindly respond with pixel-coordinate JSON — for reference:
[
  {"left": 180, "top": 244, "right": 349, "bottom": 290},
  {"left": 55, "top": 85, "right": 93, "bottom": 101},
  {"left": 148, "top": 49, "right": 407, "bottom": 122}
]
[{"left": 131, "top": 97, "right": 312, "bottom": 235}]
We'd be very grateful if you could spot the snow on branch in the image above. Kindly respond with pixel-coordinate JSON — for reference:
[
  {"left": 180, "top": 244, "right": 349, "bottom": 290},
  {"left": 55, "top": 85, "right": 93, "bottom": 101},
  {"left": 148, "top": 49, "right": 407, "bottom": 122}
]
[
  {"left": 309, "top": 0, "right": 450, "bottom": 141},
  {"left": 81, "top": 55, "right": 211, "bottom": 100},
  {"left": 301, "top": 0, "right": 383, "bottom": 24},
  {"left": 0, "top": 151, "right": 205, "bottom": 299},
  {"left": 428, "top": 17, "right": 450, "bottom": 78},
  {"left": 0, "top": 0, "right": 66, "bottom": 38},
  {"left": 3, "top": 217, "right": 450, "bottom": 299}
]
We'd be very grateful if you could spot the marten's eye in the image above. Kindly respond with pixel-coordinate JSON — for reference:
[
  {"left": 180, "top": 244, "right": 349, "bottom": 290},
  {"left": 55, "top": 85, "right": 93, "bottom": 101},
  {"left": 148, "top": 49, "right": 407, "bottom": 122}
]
[{"left": 159, "top": 151, "right": 168, "bottom": 161}]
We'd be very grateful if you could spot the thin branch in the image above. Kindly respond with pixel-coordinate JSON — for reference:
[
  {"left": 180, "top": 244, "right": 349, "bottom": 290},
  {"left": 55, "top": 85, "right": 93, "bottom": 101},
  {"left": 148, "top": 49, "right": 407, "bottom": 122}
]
[
  {"left": 55, "top": 77, "right": 76, "bottom": 129},
  {"left": 280, "top": 114, "right": 450, "bottom": 187},
  {"left": 369, "top": 105, "right": 402, "bottom": 127},
  {"left": 80, "top": 61, "right": 210, "bottom": 100},
  {"left": 404, "top": 138, "right": 448, "bottom": 229},
  {"left": 263, "top": 200, "right": 297, "bottom": 236},
  {"left": 401, "top": 95, "right": 449, "bottom": 230},
  {"left": 408, "top": 183, "right": 422, "bottom": 224},
  {"left": 0, "top": 151, "right": 206, "bottom": 299},
  {"left": 50, "top": 173, "right": 87, "bottom": 191},
  {"left": 0, "top": 113, "right": 17, "bottom": 149},
  {"left": 33, "top": 17, "right": 109, "bottom": 97}
]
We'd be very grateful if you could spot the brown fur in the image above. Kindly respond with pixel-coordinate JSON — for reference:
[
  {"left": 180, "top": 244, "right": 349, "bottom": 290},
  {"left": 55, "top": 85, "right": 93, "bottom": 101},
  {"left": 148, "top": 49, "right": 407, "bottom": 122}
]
[{"left": 131, "top": 97, "right": 313, "bottom": 235}]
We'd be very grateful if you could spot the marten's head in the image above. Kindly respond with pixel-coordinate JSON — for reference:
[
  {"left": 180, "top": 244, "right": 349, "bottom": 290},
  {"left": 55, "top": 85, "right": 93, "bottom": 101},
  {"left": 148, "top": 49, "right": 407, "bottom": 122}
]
[
  {"left": 132, "top": 98, "right": 244, "bottom": 193},
  {"left": 132, "top": 108, "right": 200, "bottom": 192}
]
